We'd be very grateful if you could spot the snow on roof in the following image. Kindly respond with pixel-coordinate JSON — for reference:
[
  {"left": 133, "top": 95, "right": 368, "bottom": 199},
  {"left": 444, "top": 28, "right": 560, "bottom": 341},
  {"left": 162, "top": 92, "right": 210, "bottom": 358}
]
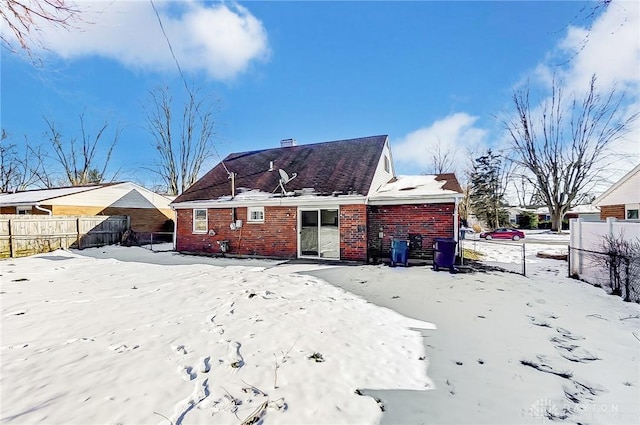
[
  {"left": 369, "top": 175, "right": 462, "bottom": 202},
  {"left": 0, "top": 185, "right": 104, "bottom": 206},
  {"left": 568, "top": 204, "right": 600, "bottom": 214}
]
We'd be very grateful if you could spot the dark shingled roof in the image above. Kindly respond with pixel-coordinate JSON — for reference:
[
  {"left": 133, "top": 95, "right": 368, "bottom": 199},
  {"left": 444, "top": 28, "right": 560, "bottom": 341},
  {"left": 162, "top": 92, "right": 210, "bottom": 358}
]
[
  {"left": 435, "top": 173, "right": 463, "bottom": 194},
  {"left": 174, "top": 135, "right": 388, "bottom": 203}
]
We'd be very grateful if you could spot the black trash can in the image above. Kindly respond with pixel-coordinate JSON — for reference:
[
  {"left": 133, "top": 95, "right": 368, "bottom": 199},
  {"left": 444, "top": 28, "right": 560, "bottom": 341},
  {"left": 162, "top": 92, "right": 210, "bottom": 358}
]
[
  {"left": 390, "top": 239, "right": 409, "bottom": 267},
  {"left": 433, "top": 238, "right": 457, "bottom": 273}
]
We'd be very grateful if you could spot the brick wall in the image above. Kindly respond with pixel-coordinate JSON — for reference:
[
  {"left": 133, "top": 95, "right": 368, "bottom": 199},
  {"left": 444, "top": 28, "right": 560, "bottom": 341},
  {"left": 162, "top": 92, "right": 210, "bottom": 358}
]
[
  {"left": 102, "top": 207, "right": 173, "bottom": 233},
  {"left": 50, "top": 205, "right": 173, "bottom": 233},
  {"left": 0, "top": 206, "right": 51, "bottom": 215},
  {"left": 176, "top": 206, "right": 297, "bottom": 258},
  {"left": 368, "top": 203, "right": 455, "bottom": 259},
  {"left": 339, "top": 204, "right": 368, "bottom": 262},
  {"left": 600, "top": 204, "right": 625, "bottom": 220}
]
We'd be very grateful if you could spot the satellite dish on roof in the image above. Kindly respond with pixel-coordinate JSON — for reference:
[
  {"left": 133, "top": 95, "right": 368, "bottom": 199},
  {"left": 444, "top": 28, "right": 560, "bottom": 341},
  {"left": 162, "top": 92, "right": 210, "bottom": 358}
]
[
  {"left": 278, "top": 168, "right": 297, "bottom": 195},
  {"left": 279, "top": 169, "right": 291, "bottom": 183}
]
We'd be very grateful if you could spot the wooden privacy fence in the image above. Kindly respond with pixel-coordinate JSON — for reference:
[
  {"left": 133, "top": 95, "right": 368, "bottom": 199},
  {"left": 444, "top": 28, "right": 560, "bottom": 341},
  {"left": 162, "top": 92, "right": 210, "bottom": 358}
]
[{"left": 0, "top": 215, "right": 129, "bottom": 258}]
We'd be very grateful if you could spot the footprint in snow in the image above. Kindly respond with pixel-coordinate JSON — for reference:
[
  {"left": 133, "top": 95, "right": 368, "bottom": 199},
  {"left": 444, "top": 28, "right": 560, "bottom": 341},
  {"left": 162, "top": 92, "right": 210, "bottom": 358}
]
[
  {"left": 180, "top": 365, "right": 197, "bottom": 381},
  {"left": 199, "top": 356, "right": 211, "bottom": 373},
  {"left": 173, "top": 344, "right": 188, "bottom": 355},
  {"left": 528, "top": 316, "right": 552, "bottom": 328},
  {"left": 550, "top": 336, "right": 600, "bottom": 363},
  {"left": 555, "top": 327, "right": 585, "bottom": 341},
  {"left": 227, "top": 341, "right": 244, "bottom": 368}
]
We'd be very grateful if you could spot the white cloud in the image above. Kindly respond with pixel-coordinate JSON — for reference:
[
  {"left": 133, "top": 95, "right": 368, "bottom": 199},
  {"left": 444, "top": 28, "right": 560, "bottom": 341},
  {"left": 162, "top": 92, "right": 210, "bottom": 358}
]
[
  {"left": 392, "top": 112, "right": 487, "bottom": 174},
  {"left": 517, "top": 2, "right": 640, "bottom": 188},
  {"left": 557, "top": 0, "right": 640, "bottom": 95},
  {"left": 11, "top": 0, "right": 270, "bottom": 80}
]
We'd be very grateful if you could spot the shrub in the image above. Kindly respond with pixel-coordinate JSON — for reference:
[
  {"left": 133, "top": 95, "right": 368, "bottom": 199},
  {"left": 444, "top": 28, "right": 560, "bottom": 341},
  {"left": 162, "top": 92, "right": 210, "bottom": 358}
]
[
  {"left": 595, "top": 234, "right": 640, "bottom": 302},
  {"left": 517, "top": 212, "right": 539, "bottom": 229}
]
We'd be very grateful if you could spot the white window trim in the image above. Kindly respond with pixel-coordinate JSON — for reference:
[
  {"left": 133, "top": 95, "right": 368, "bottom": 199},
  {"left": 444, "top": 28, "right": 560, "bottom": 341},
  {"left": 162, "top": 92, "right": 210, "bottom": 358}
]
[
  {"left": 16, "top": 206, "right": 32, "bottom": 215},
  {"left": 247, "top": 206, "right": 265, "bottom": 223},
  {"left": 193, "top": 208, "right": 208, "bottom": 234}
]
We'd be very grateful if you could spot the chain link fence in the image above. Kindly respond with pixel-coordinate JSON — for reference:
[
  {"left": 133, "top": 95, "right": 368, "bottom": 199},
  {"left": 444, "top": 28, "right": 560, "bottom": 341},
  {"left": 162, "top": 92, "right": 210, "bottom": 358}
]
[
  {"left": 459, "top": 237, "right": 527, "bottom": 276},
  {"left": 137, "top": 232, "right": 174, "bottom": 252},
  {"left": 568, "top": 246, "right": 640, "bottom": 303}
]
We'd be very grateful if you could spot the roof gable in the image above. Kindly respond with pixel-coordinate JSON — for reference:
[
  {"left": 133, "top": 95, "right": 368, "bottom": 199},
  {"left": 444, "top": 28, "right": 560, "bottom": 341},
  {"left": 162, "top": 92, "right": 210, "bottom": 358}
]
[
  {"left": 174, "top": 135, "right": 388, "bottom": 203},
  {"left": 593, "top": 164, "right": 640, "bottom": 207},
  {"left": 368, "top": 174, "right": 463, "bottom": 204}
]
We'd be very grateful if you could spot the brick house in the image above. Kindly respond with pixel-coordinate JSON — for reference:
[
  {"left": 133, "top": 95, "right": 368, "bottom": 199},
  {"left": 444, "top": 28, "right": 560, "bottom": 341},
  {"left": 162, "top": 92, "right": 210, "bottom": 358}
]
[
  {"left": 172, "top": 135, "right": 463, "bottom": 262},
  {"left": 593, "top": 164, "right": 640, "bottom": 220},
  {"left": 0, "top": 182, "right": 174, "bottom": 233}
]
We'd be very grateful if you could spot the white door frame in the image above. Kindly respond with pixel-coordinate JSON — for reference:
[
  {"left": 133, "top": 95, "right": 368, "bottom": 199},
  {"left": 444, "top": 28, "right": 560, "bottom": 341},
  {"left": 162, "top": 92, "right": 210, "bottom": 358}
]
[{"left": 297, "top": 207, "right": 340, "bottom": 259}]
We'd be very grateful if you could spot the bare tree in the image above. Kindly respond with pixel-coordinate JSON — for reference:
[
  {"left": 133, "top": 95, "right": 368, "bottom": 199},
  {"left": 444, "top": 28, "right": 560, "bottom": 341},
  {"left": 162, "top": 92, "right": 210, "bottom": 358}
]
[
  {"left": 1, "top": 0, "right": 81, "bottom": 53},
  {"left": 510, "top": 169, "right": 546, "bottom": 208},
  {"left": 44, "top": 112, "right": 120, "bottom": 186},
  {"left": 424, "top": 137, "right": 456, "bottom": 175},
  {"left": 505, "top": 75, "right": 637, "bottom": 232},
  {"left": 0, "top": 129, "right": 19, "bottom": 192},
  {"left": 145, "top": 86, "right": 217, "bottom": 195},
  {"left": 0, "top": 130, "right": 47, "bottom": 191}
]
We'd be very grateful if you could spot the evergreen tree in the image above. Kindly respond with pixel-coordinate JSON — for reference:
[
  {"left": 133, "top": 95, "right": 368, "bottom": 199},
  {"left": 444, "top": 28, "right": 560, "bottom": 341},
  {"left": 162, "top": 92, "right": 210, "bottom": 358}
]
[{"left": 470, "top": 150, "right": 509, "bottom": 229}]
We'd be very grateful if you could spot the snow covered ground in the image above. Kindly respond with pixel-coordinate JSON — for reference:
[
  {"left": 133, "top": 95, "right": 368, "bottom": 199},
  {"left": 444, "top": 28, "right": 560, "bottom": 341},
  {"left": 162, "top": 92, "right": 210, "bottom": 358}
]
[{"left": 2, "top": 241, "right": 639, "bottom": 425}]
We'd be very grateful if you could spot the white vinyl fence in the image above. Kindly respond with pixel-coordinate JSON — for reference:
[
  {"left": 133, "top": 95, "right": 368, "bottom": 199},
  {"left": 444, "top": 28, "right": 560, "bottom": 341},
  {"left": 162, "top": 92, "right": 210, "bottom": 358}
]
[{"left": 569, "top": 218, "right": 640, "bottom": 300}]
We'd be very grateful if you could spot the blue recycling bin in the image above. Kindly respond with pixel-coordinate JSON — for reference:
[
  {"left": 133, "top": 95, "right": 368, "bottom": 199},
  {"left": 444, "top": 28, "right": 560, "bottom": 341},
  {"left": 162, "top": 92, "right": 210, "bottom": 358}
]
[
  {"left": 390, "top": 239, "right": 409, "bottom": 267},
  {"left": 433, "top": 238, "right": 457, "bottom": 272}
]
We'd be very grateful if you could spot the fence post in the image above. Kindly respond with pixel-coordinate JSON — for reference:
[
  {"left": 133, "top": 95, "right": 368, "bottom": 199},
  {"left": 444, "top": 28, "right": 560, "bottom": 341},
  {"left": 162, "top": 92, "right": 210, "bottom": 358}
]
[
  {"left": 76, "top": 217, "right": 81, "bottom": 249},
  {"left": 8, "top": 218, "right": 14, "bottom": 258},
  {"left": 522, "top": 243, "right": 526, "bottom": 277},
  {"left": 567, "top": 245, "right": 571, "bottom": 278},
  {"left": 624, "top": 256, "right": 630, "bottom": 302},
  {"left": 150, "top": 232, "right": 154, "bottom": 251},
  {"left": 577, "top": 218, "right": 583, "bottom": 275}
]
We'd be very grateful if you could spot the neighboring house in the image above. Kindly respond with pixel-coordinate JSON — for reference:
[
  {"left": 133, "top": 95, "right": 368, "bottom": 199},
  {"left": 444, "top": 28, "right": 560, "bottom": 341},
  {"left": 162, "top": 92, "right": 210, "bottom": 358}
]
[
  {"left": 565, "top": 204, "right": 600, "bottom": 222},
  {"left": 171, "top": 135, "right": 464, "bottom": 262},
  {"left": 0, "top": 182, "right": 174, "bottom": 233},
  {"left": 501, "top": 204, "right": 600, "bottom": 228},
  {"left": 593, "top": 164, "right": 640, "bottom": 220}
]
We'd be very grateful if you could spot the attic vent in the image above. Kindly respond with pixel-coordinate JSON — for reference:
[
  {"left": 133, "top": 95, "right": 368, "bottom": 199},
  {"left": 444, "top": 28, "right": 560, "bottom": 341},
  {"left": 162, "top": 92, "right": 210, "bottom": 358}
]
[
  {"left": 399, "top": 186, "right": 416, "bottom": 191},
  {"left": 280, "top": 138, "right": 297, "bottom": 147}
]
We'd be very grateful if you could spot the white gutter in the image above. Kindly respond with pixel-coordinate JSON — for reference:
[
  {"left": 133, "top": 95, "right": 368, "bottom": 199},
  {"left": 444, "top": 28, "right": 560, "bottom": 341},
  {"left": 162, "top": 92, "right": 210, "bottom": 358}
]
[
  {"left": 453, "top": 196, "right": 460, "bottom": 242},
  {"left": 173, "top": 193, "right": 465, "bottom": 208},
  {"left": 34, "top": 204, "right": 53, "bottom": 215},
  {"left": 367, "top": 194, "right": 463, "bottom": 206},
  {"left": 172, "top": 195, "right": 367, "bottom": 209}
]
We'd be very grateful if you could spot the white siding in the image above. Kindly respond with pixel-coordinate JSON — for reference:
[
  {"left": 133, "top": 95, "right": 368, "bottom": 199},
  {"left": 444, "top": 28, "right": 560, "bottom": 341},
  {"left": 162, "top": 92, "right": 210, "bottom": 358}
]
[
  {"left": 367, "top": 137, "right": 395, "bottom": 196},
  {"left": 594, "top": 166, "right": 640, "bottom": 206}
]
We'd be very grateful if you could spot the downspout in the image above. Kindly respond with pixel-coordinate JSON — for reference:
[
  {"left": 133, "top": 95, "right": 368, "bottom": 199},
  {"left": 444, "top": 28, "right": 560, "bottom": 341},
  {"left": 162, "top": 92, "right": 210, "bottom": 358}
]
[
  {"left": 453, "top": 196, "right": 460, "bottom": 242},
  {"left": 453, "top": 195, "right": 462, "bottom": 264},
  {"left": 170, "top": 205, "right": 177, "bottom": 251},
  {"left": 34, "top": 204, "right": 53, "bottom": 215}
]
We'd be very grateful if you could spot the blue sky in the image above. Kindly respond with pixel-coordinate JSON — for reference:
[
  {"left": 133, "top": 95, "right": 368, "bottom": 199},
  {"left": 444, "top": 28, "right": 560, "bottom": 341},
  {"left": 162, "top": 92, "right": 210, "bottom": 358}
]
[{"left": 1, "top": 0, "right": 639, "bottom": 191}]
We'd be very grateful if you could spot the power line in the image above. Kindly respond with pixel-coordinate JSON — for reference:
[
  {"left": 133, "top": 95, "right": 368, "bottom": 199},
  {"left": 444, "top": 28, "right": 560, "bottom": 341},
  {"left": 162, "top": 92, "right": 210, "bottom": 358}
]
[
  {"left": 149, "top": 0, "right": 189, "bottom": 94},
  {"left": 148, "top": 0, "right": 230, "bottom": 176}
]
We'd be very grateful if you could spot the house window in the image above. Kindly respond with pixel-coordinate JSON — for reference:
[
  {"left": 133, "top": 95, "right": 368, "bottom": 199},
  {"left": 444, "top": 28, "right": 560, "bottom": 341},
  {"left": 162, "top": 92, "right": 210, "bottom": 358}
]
[
  {"left": 16, "top": 206, "right": 32, "bottom": 215},
  {"left": 247, "top": 206, "right": 265, "bottom": 223},
  {"left": 193, "top": 209, "right": 207, "bottom": 233},
  {"left": 627, "top": 209, "right": 639, "bottom": 220},
  {"left": 384, "top": 155, "right": 390, "bottom": 173}
]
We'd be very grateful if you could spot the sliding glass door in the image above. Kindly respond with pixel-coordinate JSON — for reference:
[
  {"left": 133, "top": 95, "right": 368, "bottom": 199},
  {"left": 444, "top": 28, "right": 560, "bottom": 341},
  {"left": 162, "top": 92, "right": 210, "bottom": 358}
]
[{"left": 299, "top": 209, "right": 339, "bottom": 259}]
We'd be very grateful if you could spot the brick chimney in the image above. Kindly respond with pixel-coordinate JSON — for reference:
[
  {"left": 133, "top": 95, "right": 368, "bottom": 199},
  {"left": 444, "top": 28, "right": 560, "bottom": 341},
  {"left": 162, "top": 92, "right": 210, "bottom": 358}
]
[{"left": 280, "top": 138, "right": 297, "bottom": 148}]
